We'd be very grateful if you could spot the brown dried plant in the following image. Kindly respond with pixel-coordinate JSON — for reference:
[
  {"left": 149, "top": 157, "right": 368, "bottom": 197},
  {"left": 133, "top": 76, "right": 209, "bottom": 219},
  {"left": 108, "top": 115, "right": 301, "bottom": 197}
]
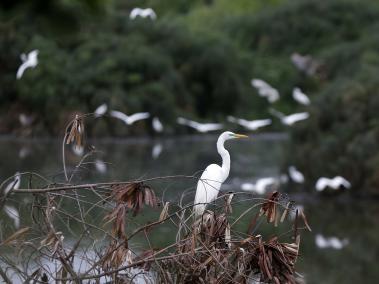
[{"left": 65, "top": 114, "right": 85, "bottom": 149}]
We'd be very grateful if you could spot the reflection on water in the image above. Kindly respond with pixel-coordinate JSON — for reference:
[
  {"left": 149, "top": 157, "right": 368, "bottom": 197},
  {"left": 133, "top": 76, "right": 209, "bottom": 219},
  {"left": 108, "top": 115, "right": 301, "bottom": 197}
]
[{"left": 0, "top": 134, "right": 378, "bottom": 283}]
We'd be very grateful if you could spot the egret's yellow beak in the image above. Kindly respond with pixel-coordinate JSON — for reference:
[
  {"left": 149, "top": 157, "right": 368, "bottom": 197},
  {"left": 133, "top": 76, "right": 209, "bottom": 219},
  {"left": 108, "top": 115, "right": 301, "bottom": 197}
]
[{"left": 234, "top": 134, "right": 249, "bottom": 139}]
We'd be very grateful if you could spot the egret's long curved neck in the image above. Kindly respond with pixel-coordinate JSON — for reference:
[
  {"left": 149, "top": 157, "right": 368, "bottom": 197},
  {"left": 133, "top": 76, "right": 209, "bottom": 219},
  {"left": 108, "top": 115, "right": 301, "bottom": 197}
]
[{"left": 217, "top": 136, "right": 230, "bottom": 181}]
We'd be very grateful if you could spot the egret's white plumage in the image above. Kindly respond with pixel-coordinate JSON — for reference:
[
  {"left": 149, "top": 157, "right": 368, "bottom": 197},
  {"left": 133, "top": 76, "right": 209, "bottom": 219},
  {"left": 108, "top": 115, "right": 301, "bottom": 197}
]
[
  {"left": 130, "top": 8, "right": 157, "bottom": 20},
  {"left": 240, "top": 177, "right": 278, "bottom": 195},
  {"left": 269, "top": 109, "right": 310, "bottom": 126},
  {"left": 110, "top": 110, "right": 150, "bottom": 125},
  {"left": 177, "top": 117, "right": 223, "bottom": 133},
  {"left": 152, "top": 143, "right": 163, "bottom": 159},
  {"left": 288, "top": 166, "right": 305, "bottom": 183},
  {"left": 251, "top": 79, "right": 280, "bottom": 103},
  {"left": 315, "top": 176, "right": 351, "bottom": 191},
  {"left": 3, "top": 172, "right": 21, "bottom": 195},
  {"left": 315, "top": 234, "right": 349, "bottom": 249},
  {"left": 17, "top": 49, "right": 39, "bottom": 79},
  {"left": 94, "top": 103, "right": 108, "bottom": 118},
  {"left": 3, "top": 205, "right": 20, "bottom": 228},
  {"left": 227, "top": 116, "right": 272, "bottom": 131},
  {"left": 293, "top": 87, "right": 311, "bottom": 105},
  {"left": 152, "top": 117, "right": 164, "bottom": 133},
  {"left": 95, "top": 159, "right": 107, "bottom": 174},
  {"left": 193, "top": 132, "right": 248, "bottom": 217}
]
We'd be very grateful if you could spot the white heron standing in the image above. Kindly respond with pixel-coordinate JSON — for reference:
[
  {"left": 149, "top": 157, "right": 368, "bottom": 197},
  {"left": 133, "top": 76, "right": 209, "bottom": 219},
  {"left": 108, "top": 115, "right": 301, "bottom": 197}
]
[
  {"left": 292, "top": 87, "right": 311, "bottom": 105},
  {"left": 17, "top": 49, "right": 39, "bottom": 79},
  {"left": 227, "top": 116, "right": 272, "bottom": 131},
  {"left": 177, "top": 117, "right": 223, "bottom": 133},
  {"left": 193, "top": 131, "right": 248, "bottom": 217},
  {"left": 110, "top": 110, "right": 150, "bottom": 125}
]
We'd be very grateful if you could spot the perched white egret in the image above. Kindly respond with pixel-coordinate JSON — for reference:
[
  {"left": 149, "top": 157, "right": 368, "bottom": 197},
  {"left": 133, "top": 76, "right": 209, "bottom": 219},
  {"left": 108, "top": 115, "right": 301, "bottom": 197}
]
[
  {"left": 315, "top": 234, "right": 349, "bottom": 250},
  {"left": 193, "top": 132, "right": 248, "bottom": 217},
  {"left": 95, "top": 159, "right": 107, "bottom": 174},
  {"left": 177, "top": 117, "right": 223, "bottom": 133},
  {"left": 3, "top": 205, "right": 20, "bottom": 228},
  {"left": 293, "top": 87, "right": 311, "bottom": 105},
  {"left": 240, "top": 177, "right": 278, "bottom": 195},
  {"left": 269, "top": 108, "right": 310, "bottom": 126},
  {"left": 110, "top": 110, "right": 150, "bottom": 125},
  {"left": 227, "top": 116, "right": 272, "bottom": 131},
  {"left": 151, "top": 143, "right": 163, "bottom": 159},
  {"left": 152, "top": 117, "right": 164, "bottom": 133},
  {"left": 288, "top": 166, "right": 305, "bottom": 183},
  {"left": 251, "top": 79, "right": 280, "bottom": 103},
  {"left": 16, "top": 49, "right": 39, "bottom": 79},
  {"left": 315, "top": 176, "right": 351, "bottom": 191},
  {"left": 291, "top": 52, "right": 320, "bottom": 76},
  {"left": 3, "top": 172, "right": 21, "bottom": 195},
  {"left": 94, "top": 103, "right": 108, "bottom": 118},
  {"left": 130, "top": 8, "right": 157, "bottom": 20}
]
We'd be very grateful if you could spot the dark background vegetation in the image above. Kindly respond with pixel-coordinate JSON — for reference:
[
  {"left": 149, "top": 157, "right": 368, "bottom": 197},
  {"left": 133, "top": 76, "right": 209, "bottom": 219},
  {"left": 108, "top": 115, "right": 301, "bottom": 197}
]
[{"left": 0, "top": 0, "right": 378, "bottom": 193}]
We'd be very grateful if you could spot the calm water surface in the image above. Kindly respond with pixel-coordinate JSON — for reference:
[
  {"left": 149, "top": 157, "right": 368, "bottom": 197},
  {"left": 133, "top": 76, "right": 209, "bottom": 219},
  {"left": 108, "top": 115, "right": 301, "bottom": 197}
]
[{"left": 0, "top": 135, "right": 378, "bottom": 283}]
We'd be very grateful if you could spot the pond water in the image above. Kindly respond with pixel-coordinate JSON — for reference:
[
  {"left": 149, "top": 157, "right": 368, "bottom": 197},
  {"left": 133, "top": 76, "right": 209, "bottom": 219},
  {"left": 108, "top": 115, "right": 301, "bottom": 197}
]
[{"left": 0, "top": 134, "right": 378, "bottom": 283}]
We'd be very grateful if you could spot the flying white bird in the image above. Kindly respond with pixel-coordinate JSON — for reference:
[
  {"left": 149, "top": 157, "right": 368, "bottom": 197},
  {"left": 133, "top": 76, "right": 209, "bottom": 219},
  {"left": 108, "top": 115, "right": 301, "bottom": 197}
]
[
  {"left": 293, "top": 87, "right": 311, "bottom": 105},
  {"left": 269, "top": 109, "right": 310, "bottom": 126},
  {"left": 130, "top": 8, "right": 157, "bottom": 20},
  {"left": 3, "top": 172, "right": 21, "bottom": 196},
  {"left": 315, "top": 176, "right": 351, "bottom": 192},
  {"left": 3, "top": 205, "right": 20, "bottom": 228},
  {"left": 240, "top": 177, "right": 278, "bottom": 195},
  {"left": 94, "top": 103, "right": 108, "bottom": 118},
  {"left": 193, "top": 132, "right": 248, "bottom": 217},
  {"left": 288, "top": 166, "right": 305, "bottom": 183},
  {"left": 95, "top": 159, "right": 107, "bottom": 174},
  {"left": 177, "top": 117, "right": 223, "bottom": 133},
  {"left": 315, "top": 234, "right": 349, "bottom": 250},
  {"left": 291, "top": 52, "right": 320, "bottom": 76},
  {"left": 152, "top": 143, "right": 163, "bottom": 159},
  {"left": 16, "top": 49, "right": 39, "bottom": 79},
  {"left": 227, "top": 116, "right": 272, "bottom": 131},
  {"left": 251, "top": 79, "right": 280, "bottom": 103},
  {"left": 152, "top": 117, "right": 164, "bottom": 133},
  {"left": 110, "top": 110, "right": 150, "bottom": 125}
]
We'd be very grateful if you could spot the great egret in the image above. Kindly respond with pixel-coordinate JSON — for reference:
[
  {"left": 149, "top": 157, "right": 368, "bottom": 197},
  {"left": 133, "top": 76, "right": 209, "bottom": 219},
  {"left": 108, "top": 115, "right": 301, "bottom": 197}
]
[
  {"left": 315, "top": 234, "right": 349, "bottom": 250},
  {"left": 130, "top": 8, "right": 157, "bottom": 20},
  {"left": 240, "top": 177, "right": 278, "bottom": 195},
  {"left": 94, "top": 103, "right": 108, "bottom": 118},
  {"left": 177, "top": 117, "right": 223, "bottom": 133},
  {"left": 3, "top": 172, "right": 21, "bottom": 196},
  {"left": 152, "top": 143, "right": 163, "bottom": 159},
  {"left": 227, "top": 116, "right": 272, "bottom": 131},
  {"left": 269, "top": 108, "right": 310, "bottom": 126},
  {"left": 251, "top": 79, "right": 280, "bottom": 103},
  {"left": 292, "top": 87, "right": 311, "bottom": 105},
  {"left": 193, "top": 132, "right": 248, "bottom": 217},
  {"left": 288, "top": 166, "right": 305, "bottom": 183},
  {"left": 152, "top": 117, "right": 164, "bottom": 133},
  {"left": 17, "top": 49, "right": 39, "bottom": 79},
  {"left": 290, "top": 52, "right": 320, "bottom": 76},
  {"left": 95, "top": 159, "right": 107, "bottom": 174},
  {"left": 110, "top": 110, "right": 150, "bottom": 125},
  {"left": 315, "top": 176, "right": 351, "bottom": 191},
  {"left": 3, "top": 205, "right": 20, "bottom": 228}
]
